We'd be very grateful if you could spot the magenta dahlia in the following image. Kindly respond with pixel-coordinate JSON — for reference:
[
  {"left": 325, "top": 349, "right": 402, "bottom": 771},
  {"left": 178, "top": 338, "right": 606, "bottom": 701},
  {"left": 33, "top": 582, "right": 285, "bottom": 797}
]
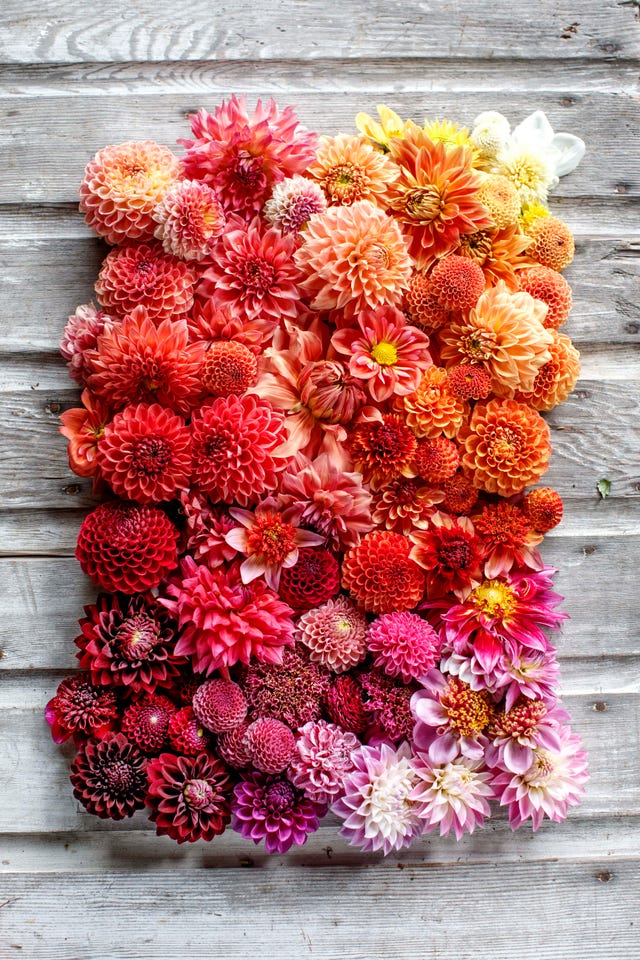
[
  {"left": 232, "top": 772, "right": 325, "bottom": 854},
  {"left": 367, "top": 610, "right": 441, "bottom": 684}
]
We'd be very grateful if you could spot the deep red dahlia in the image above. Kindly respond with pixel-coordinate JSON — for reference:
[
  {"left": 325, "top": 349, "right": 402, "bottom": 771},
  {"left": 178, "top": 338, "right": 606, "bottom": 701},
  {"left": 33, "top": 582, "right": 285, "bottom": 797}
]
[
  {"left": 95, "top": 242, "right": 196, "bottom": 322},
  {"left": 324, "top": 674, "right": 369, "bottom": 734},
  {"left": 410, "top": 514, "right": 485, "bottom": 599},
  {"left": 76, "top": 501, "right": 179, "bottom": 594},
  {"left": 278, "top": 548, "right": 341, "bottom": 611},
  {"left": 75, "top": 592, "right": 182, "bottom": 694},
  {"left": 167, "top": 706, "right": 211, "bottom": 756},
  {"left": 349, "top": 414, "right": 417, "bottom": 489},
  {"left": 121, "top": 693, "right": 178, "bottom": 754},
  {"left": 217, "top": 721, "right": 252, "bottom": 770},
  {"left": 70, "top": 733, "right": 148, "bottom": 819},
  {"left": 192, "top": 678, "right": 247, "bottom": 733},
  {"left": 146, "top": 752, "right": 233, "bottom": 843},
  {"left": 45, "top": 672, "right": 119, "bottom": 744},
  {"left": 359, "top": 669, "right": 419, "bottom": 744},
  {"left": 243, "top": 645, "right": 330, "bottom": 729},
  {"left": 342, "top": 531, "right": 425, "bottom": 614}
]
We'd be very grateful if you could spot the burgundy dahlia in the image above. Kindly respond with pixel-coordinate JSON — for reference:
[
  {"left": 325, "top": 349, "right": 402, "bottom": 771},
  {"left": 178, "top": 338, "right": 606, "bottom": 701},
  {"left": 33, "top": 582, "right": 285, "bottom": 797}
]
[
  {"left": 121, "top": 694, "right": 178, "bottom": 753},
  {"left": 232, "top": 772, "right": 325, "bottom": 854},
  {"left": 70, "top": 733, "right": 148, "bottom": 819},
  {"left": 277, "top": 548, "right": 341, "bottom": 611},
  {"left": 325, "top": 674, "right": 370, "bottom": 735},
  {"left": 360, "top": 669, "right": 419, "bottom": 744},
  {"left": 146, "top": 752, "right": 232, "bottom": 843},
  {"left": 168, "top": 706, "right": 211, "bottom": 756},
  {"left": 243, "top": 645, "right": 330, "bottom": 729},
  {"left": 45, "top": 672, "right": 119, "bottom": 744}
]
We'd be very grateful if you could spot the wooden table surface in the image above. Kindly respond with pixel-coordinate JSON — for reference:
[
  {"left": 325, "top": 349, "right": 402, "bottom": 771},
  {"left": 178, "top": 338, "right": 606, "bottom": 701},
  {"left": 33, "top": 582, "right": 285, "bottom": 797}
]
[{"left": 0, "top": 2, "right": 639, "bottom": 957}]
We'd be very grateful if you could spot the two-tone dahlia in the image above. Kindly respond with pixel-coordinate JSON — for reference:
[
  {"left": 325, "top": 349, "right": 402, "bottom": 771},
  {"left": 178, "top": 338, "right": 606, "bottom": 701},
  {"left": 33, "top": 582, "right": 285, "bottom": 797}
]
[
  {"left": 486, "top": 698, "right": 569, "bottom": 774},
  {"left": 296, "top": 595, "right": 368, "bottom": 673},
  {"left": 70, "top": 733, "right": 148, "bottom": 819},
  {"left": 263, "top": 174, "right": 327, "bottom": 234},
  {"left": 243, "top": 645, "right": 330, "bottom": 729},
  {"left": 232, "top": 773, "right": 326, "bottom": 854},
  {"left": 95, "top": 242, "right": 196, "bottom": 321},
  {"left": 60, "top": 303, "right": 114, "bottom": 385},
  {"left": 367, "top": 611, "right": 441, "bottom": 684},
  {"left": 410, "top": 512, "right": 485, "bottom": 600},
  {"left": 146, "top": 752, "right": 232, "bottom": 842},
  {"left": 308, "top": 133, "right": 399, "bottom": 206},
  {"left": 410, "top": 754, "right": 494, "bottom": 839},
  {"left": 411, "top": 671, "right": 494, "bottom": 764},
  {"left": 45, "top": 672, "right": 118, "bottom": 744},
  {"left": 370, "top": 476, "right": 443, "bottom": 536},
  {"left": 342, "top": 530, "right": 425, "bottom": 614},
  {"left": 288, "top": 720, "right": 358, "bottom": 804},
  {"left": 59, "top": 389, "right": 111, "bottom": 479},
  {"left": 153, "top": 179, "right": 226, "bottom": 260}
]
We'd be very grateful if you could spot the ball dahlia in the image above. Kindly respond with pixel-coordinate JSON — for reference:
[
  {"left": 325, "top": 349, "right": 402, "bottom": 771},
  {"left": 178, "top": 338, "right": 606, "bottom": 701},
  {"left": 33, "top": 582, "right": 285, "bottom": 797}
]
[
  {"left": 289, "top": 720, "right": 358, "bottom": 804},
  {"left": 525, "top": 215, "right": 575, "bottom": 271},
  {"left": 367, "top": 611, "right": 441, "bottom": 683},
  {"left": 296, "top": 595, "right": 368, "bottom": 673},
  {"left": 232, "top": 772, "right": 325, "bottom": 854},
  {"left": 517, "top": 264, "right": 573, "bottom": 329},
  {"left": 402, "top": 366, "right": 469, "bottom": 439},
  {"left": 404, "top": 270, "right": 451, "bottom": 332},
  {"left": 192, "top": 678, "right": 247, "bottom": 734},
  {"left": 45, "top": 672, "right": 118, "bottom": 744},
  {"left": 412, "top": 436, "right": 460, "bottom": 485},
  {"left": 244, "top": 718, "right": 296, "bottom": 775},
  {"left": 76, "top": 500, "right": 179, "bottom": 593},
  {"left": 217, "top": 722, "right": 252, "bottom": 771},
  {"left": 476, "top": 173, "right": 521, "bottom": 229},
  {"left": 146, "top": 752, "right": 232, "bottom": 842},
  {"left": 514, "top": 330, "right": 580, "bottom": 411},
  {"left": 95, "top": 242, "right": 196, "bottom": 322},
  {"left": 200, "top": 340, "right": 259, "bottom": 398},
  {"left": 70, "top": 733, "right": 148, "bottom": 819},
  {"left": 278, "top": 547, "right": 341, "bottom": 611},
  {"left": 446, "top": 363, "right": 492, "bottom": 401},
  {"left": 441, "top": 472, "right": 479, "bottom": 515},
  {"left": 522, "top": 487, "right": 563, "bottom": 533},
  {"left": 429, "top": 254, "right": 485, "bottom": 311},
  {"left": 342, "top": 530, "right": 425, "bottom": 614},
  {"left": 153, "top": 179, "right": 226, "bottom": 260}
]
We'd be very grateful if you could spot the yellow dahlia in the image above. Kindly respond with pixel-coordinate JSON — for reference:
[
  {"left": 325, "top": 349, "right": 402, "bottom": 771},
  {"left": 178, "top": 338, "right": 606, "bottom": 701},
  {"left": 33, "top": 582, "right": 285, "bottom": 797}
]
[
  {"left": 497, "top": 142, "right": 556, "bottom": 205},
  {"left": 476, "top": 174, "right": 521, "bottom": 230},
  {"left": 457, "top": 225, "right": 533, "bottom": 290},
  {"left": 402, "top": 366, "right": 469, "bottom": 439},
  {"left": 308, "top": 134, "right": 399, "bottom": 207},
  {"left": 520, "top": 202, "right": 550, "bottom": 232},
  {"left": 439, "top": 282, "right": 553, "bottom": 397},
  {"left": 423, "top": 118, "right": 473, "bottom": 151},
  {"left": 355, "top": 104, "right": 412, "bottom": 151},
  {"left": 514, "top": 330, "right": 580, "bottom": 411}
]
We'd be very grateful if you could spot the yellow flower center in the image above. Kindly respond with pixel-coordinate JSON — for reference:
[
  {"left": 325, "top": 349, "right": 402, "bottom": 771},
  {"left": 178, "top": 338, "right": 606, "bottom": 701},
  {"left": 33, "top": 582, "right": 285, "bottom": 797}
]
[
  {"left": 403, "top": 185, "right": 443, "bottom": 223},
  {"left": 472, "top": 579, "right": 516, "bottom": 620},
  {"left": 441, "top": 677, "right": 493, "bottom": 738},
  {"left": 371, "top": 340, "right": 399, "bottom": 366}
]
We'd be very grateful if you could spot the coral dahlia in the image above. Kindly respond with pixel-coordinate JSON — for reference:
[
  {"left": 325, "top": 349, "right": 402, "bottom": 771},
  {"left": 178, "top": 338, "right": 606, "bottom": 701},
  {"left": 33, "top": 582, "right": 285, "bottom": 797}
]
[
  {"left": 59, "top": 389, "right": 111, "bottom": 479},
  {"left": 95, "top": 242, "right": 196, "bottom": 322},
  {"left": 429, "top": 254, "right": 486, "bottom": 311},
  {"left": 517, "top": 264, "right": 573, "bottom": 329},
  {"left": 473, "top": 501, "right": 543, "bottom": 577},
  {"left": 153, "top": 179, "right": 226, "bottom": 261},
  {"left": 146, "top": 752, "right": 232, "bottom": 842},
  {"left": 296, "top": 595, "right": 368, "bottom": 673},
  {"left": 514, "top": 330, "right": 580, "bottom": 411},
  {"left": 201, "top": 340, "right": 259, "bottom": 398},
  {"left": 342, "top": 530, "right": 425, "bottom": 614},
  {"left": 308, "top": 133, "right": 399, "bottom": 207}
]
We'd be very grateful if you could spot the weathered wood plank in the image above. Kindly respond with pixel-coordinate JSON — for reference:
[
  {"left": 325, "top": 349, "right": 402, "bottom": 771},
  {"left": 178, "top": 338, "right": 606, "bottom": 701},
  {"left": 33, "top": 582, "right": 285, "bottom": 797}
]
[
  {"left": 1, "top": 92, "right": 637, "bottom": 203},
  {"left": 1, "top": 0, "right": 638, "bottom": 64}
]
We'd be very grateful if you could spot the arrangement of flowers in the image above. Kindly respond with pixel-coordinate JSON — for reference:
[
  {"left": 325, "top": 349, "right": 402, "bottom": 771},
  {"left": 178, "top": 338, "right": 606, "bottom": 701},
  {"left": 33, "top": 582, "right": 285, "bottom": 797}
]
[{"left": 47, "top": 97, "right": 589, "bottom": 853}]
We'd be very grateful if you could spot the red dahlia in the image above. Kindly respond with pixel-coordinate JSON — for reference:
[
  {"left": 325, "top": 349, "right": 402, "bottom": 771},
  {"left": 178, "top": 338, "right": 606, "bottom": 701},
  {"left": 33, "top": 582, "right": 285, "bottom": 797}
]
[
  {"left": 76, "top": 500, "right": 179, "bottom": 594},
  {"left": 121, "top": 693, "right": 178, "bottom": 754},
  {"left": 168, "top": 706, "right": 211, "bottom": 756},
  {"left": 70, "top": 733, "right": 148, "bottom": 819},
  {"left": 45, "top": 672, "right": 118, "bottom": 744},
  {"left": 349, "top": 414, "right": 417, "bottom": 489},
  {"left": 95, "top": 242, "right": 196, "bottom": 322},
  {"left": 325, "top": 674, "right": 369, "bottom": 734},
  {"left": 410, "top": 513, "right": 485, "bottom": 599},
  {"left": 146, "top": 752, "right": 233, "bottom": 843},
  {"left": 278, "top": 548, "right": 341, "bottom": 611},
  {"left": 342, "top": 531, "right": 425, "bottom": 613}
]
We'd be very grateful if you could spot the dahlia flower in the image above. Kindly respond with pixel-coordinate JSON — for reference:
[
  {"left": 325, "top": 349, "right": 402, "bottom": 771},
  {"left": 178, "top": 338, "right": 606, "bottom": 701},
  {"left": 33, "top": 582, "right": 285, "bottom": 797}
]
[
  {"left": 168, "top": 707, "right": 211, "bottom": 757},
  {"left": 95, "top": 242, "right": 197, "bottom": 322},
  {"left": 526, "top": 215, "right": 575, "bottom": 271},
  {"left": 423, "top": 117, "right": 474, "bottom": 151},
  {"left": 410, "top": 754, "right": 494, "bottom": 839},
  {"left": 121, "top": 693, "right": 177, "bottom": 754},
  {"left": 349, "top": 413, "right": 417, "bottom": 489},
  {"left": 232, "top": 773, "right": 326, "bottom": 854},
  {"left": 441, "top": 473, "right": 479, "bottom": 515},
  {"left": 342, "top": 530, "right": 425, "bottom": 614},
  {"left": 146, "top": 752, "right": 232, "bottom": 842},
  {"left": 522, "top": 487, "right": 563, "bottom": 533},
  {"left": 497, "top": 141, "right": 556, "bottom": 206},
  {"left": 517, "top": 265, "right": 572, "bottom": 330},
  {"left": 367, "top": 611, "right": 441, "bottom": 684},
  {"left": 476, "top": 174, "right": 521, "bottom": 230},
  {"left": 492, "top": 724, "right": 589, "bottom": 829},
  {"left": 308, "top": 133, "right": 399, "bottom": 206},
  {"left": 332, "top": 742, "right": 423, "bottom": 854},
  {"left": 404, "top": 269, "right": 451, "bottom": 332},
  {"left": 325, "top": 674, "right": 369, "bottom": 734},
  {"left": 296, "top": 595, "right": 368, "bottom": 673},
  {"left": 413, "top": 437, "right": 460, "bottom": 485},
  {"left": 446, "top": 364, "right": 492, "bottom": 401},
  {"left": 359, "top": 670, "right": 419, "bottom": 744},
  {"left": 473, "top": 501, "right": 543, "bottom": 577},
  {"left": 187, "top": 299, "right": 273, "bottom": 353},
  {"left": 514, "top": 330, "right": 580, "bottom": 412},
  {"left": 153, "top": 179, "right": 225, "bottom": 260},
  {"left": 294, "top": 200, "right": 413, "bottom": 318},
  {"left": 439, "top": 645, "right": 560, "bottom": 712},
  {"left": 263, "top": 174, "right": 327, "bottom": 234},
  {"left": 486, "top": 698, "right": 569, "bottom": 774},
  {"left": 470, "top": 111, "right": 511, "bottom": 163},
  {"left": 217, "top": 723, "right": 252, "bottom": 771},
  {"left": 429, "top": 255, "right": 485, "bottom": 311},
  {"left": 412, "top": 671, "right": 493, "bottom": 764},
  {"left": 60, "top": 302, "right": 113, "bottom": 385},
  {"left": 192, "top": 678, "right": 247, "bottom": 734},
  {"left": 201, "top": 340, "right": 259, "bottom": 398},
  {"left": 59, "top": 389, "right": 111, "bottom": 479},
  {"left": 370, "top": 476, "right": 443, "bottom": 536},
  {"left": 289, "top": 720, "right": 358, "bottom": 804},
  {"left": 180, "top": 493, "right": 239, "bottom": 568},
  {"left": 161, "top": 556, "right": 295, "bottom": 674},
  {"left": 243, "top": 717, "right": 296, "bottom": 775},
  {"left": 278, "top": 548, "right": 341, "bottom": 611},
  {"left": 45, "top": 672, "right": 118, "bottom": 744},
  {"left": 79, "top": 140, "right": 181, "bottom": 245},
  {"left": 198, "top": 216, "right": 302, "bottom": 324},
  {"left": 410, "top": 512, "right": 485, "bottom": 600},
  {"left": 243, "top": 645, "right": 330, "bottom": 729},
  {"left": 332, "top": 305, "right": 431, "bottom": 402},
  {"left": 355, "top": 103, "right": 413, "bottom": 150},
  {"left": 402, "top": 366, "right": 469, "bottom": 439},
  {"left": 180, "top": 95, "right": 317, "bottom": 219},
  {"left": 70, "top": 733, "right": 148, "bottom": 819},
  {"left": 224, "top": 499, "right": 324, "bottom": 590}
]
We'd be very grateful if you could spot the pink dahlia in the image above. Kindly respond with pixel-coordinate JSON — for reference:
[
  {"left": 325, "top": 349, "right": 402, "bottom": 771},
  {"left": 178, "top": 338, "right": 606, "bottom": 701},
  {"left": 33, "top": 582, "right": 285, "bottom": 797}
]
[
  {"left": 263, "top": 174, "right": 327, "bottom": 234},
  {"left": 161, "top": 557, "right": 295, "bottom": 674},
  {"left": 294, "top": 200, "right": 413, "bottom": 319},
  {"left": 198, "top": 216, "right": 302, "bottom": 323},
  {"left": 486, "top": 698, "right": 569, "bottom": 774},
  {"left": 192, "top": 678, "right": 247, "bottom": 734},
  {"left": 45, "top": 672, "right": 118, "bottom": 744},
  {"left": 492, "top": 725, "right": 589, "bottom": 829},
  {"left": 332, "top": 742, "right": 423, "bottom": 854},
  {"left": 180, "top": 95, "right": 317, "bottom": 219},
  {"left": 217, "top": 722, "right": 252, "bottom": 771},
  {"left": 97, "top": 402, "right": 192, "bottom": 504},
  {"left": 153, "top": 179, "right": 226, "bottom": 260},
  {"left": 190, "top": 395, "right": 289, "bottom": 507},
  {"left": 440, "top": 644, "right": 560, "bottom": 713},
  {"left": 410, "top": 754, "right": 494, "bottom": 839},
  {"left": 289, "top": 720, "right": 358, "bottom": 804},
  {"left": 243, "top": 718, "right": 296, "bottom": 775},
  {"left": 411, "top": 670, "right": 494, "bottom": 764},
  {"left": 95, "top": 242, "right": 196, "bottom": 322},
  {"left": 60, "top": 302, "right": 113, "bottom": 385},
  {"left": 146, "top": 752, "right": 232, "bottom": 842},
  {"left": 367, "top": 611, "right": 441, "bottom": 684},
  {"left": 180, "top": 493, "right": 239, "bottom": 568},
  {"left": 224, "top": 499, "right": 324, "bottom": 591},
  {"left": 242, "top": 645, "right": 330, "bottom": 729},
  {"left": 332, "top": 306, "right": 431, "bottom": 402},
  {"left": 296, "top": 595, "right": 368, "bottom": 673},
  {"left": 232, "top": 772, "right": 325, "bottom": 854}
]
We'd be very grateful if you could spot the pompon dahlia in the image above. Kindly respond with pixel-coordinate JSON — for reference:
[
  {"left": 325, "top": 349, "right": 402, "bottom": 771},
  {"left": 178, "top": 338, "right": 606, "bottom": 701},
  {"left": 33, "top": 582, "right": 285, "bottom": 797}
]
[
  {"left": 411, "top": 671, "right": 494, "bottom": 764},
  {"left": 59, "top": 389, "right": 111, "bottom": 479},
  {"left": 332, "top": 742, "right": 423, "bottom": 854},
  {"left": 97, "top": 402, "right": 191, "bottom": 504},
  {"left": 146, "top": 752, "right": 232, "bottom": 842},
  {"left": 232, "top": 772, "right": 325, "bottom": 854},
  {"left": 492, "top": 725, "right": 589, "bottom": 830},
  {"left": 446, "top": 363, "right": 492, "bottom": 401},
  {"left": 161, "top": 556, "right": 295, "bottom": 674},
  {"left": 70, "top": 733, "right": 148, "bottom": 819},
  {"left": 413, "top": 437, "right": 460, "bottom": 485},
  {"left": 217, "top": 722, "right": 252, "bottom": 770},
  {"left": 180, "top": 95, "right": 317, "bottom": 219},
  {"left": 198, "top": 216, "right": 302, "bottom": 324},
  {"left": 95, "top": 242, "right": 196, "bottom": 322},
  {"left": 190, "top": 395, "right": 289, "bottom": 506},
  {"left": 278, "top": 548, "right": 341, "bottom": 611},
  {"left": 263, "top": 174, "right": 327, "bottom": 234},
  {"left": 476, "top": 174, "right": 521, "bottom": 230},
  {"left": 75, "top": 591, "right": 182, "bottom": 694},
  {"left": 410, "top": 513, "right": 485, "bottom": 600},
  {"left": 410, "top": 754, "right": 494, "bottom": 839},
  {"left": 289, "top": 720, "right": 358, "bottom": 804},
  {"left": 441, "top": 473, "right": 479, "bottom": 515},
  {"left": 429, "top": 255, "right": 486, "bottom": 311},
  {"left": 404, "top": 270, "right": 451, "bottom": 332},
  {"left": 79, "top": 141, "right": 181, "bottom": 245},
  {"left": 294, "top": 200, "right": 413, "bottom": 318},
  {"left": 343, "top": 530, "right": 425, "bottom": 614},
  {"left": 458, "top": 398, "right": 551, "bottom": 497},
  {"left": 370, "top": 476, "right": 443, "bottom": 536},
  {"left": 331, "top": 305, "right": 431, "bottom": 402},
  {"left": 308, "top": 133, "right": 399, "bottom": 207},
  {"left": 153, "top": 179, "right": 226, "bottom": 261},
  {"left": 192, "top": 678, "right": 247, "bottom": 734},
  {"left": 359, "top": 669, "right": 419, "bottom": 744},
  {"left": 121, "top": 693, "right": 177, "bottom": 754},
  {"left": 167, "top": 706, "right": 211, "bottom": 756},
  {"left": 517, "top": 264, "right": 573, "bottom": 329},
  {"left": 368, "top": 611, "right": 441, "bottom": 684},
  {"left": 243, "top": 645, "right": 330, "bottom": 729},
  {"left": 243, "top": 718, "right": 296, "bottom": 775},
  {"left": 325, "top": 674, "right": 369, "bottom": 734},
  {"left": 76, "top": 500, "right": 179, "bottom": 593},
  {"left": 201, "top": 340, "right": 259, "bottom": 398},
  {"left": 525, "top": 215, "right": 575, "bottom": 271},
  {"left": 181, "top": 493, "right": 239, "bottom": 568},
  {"left": 402, "top": 366, "right": 469, "bottom": 439},
  {"left": 473, "top": 501, "right": 543, "bottom": 577},
  {"left": 296, "top": 595, "right": 368, "bottom": 674},
  {"left": 522, "top": 487, "right": 563, "bottom": 533},
  {"left": 349, "top": 414, "right": 417, "bottom": 489},
  {"left": 87, "top": 307, "right": 204, "bottom": 416},
  {"left": 387, "top": 129, "right": 492, "bottom": 268},
  {"left": 45, "top": 672, "right": 118, "bottom": 744},
  {"left": 60, "top": 303, "right": 114, "bottom": 386},
  {"left": 514, "top": 330, "right": 580, "bottom": 411}
]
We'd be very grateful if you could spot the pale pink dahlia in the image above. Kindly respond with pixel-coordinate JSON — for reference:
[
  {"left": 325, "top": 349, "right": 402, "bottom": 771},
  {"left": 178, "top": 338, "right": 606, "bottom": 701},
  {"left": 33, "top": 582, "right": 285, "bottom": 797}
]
[
  {"left": 294, "top": 200, "right": 413, "bottom": 319},
  {"left": 296, "top": 595, "right": 368, "bottom": 673},
  {"left": 289, "top": 720, "right": 358, "bottom": 804},
  {"left": 160, "top": 557, "right": 295, "bottom": 674},
  {"left": 492, "top": 725, "right": 589, "bottom": 830},
  {"left": 180, "top": 95, "right": 318, "bottom": 219},
  {"left": 232, "top": 773, "right": 326, "bottom": 854},
  {"left": 198, "top": 216, "right": 302, "bottom": 323},
  {"left": 153, "top": 179, "right": 226, "bottom": 260},
  {"left": 411, "top": 670, "right": 494, "bottom": 764},
  {"left": 331, "top": 742, "right": 423, "bottom": 854},
  {"left": 440, "top": 645, "right": 560, "bottom": 713},
  {"left": 410, "top": 754, "right": 494, "bottom": 839},
  {"left": 60, "top": 303, "right": 114, "bottom": 385},
  {"left": 263, "top": 174, "right": 327, "bottom": 234},
  {"left": 367, "top": 611, "right": 441, "bottom": 684}
]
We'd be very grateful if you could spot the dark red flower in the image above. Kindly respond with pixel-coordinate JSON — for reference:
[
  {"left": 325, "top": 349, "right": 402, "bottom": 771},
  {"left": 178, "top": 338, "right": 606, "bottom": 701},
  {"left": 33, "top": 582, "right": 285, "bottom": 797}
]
[
  {"left": 146, "top": 752, "right": 232, "bottom": 842},
  {"left": 278, "top": 548, "right": 341, "bottom": 611},
  {"left": 243, "top": 645, "right": 330, "bottom": 729},
  {"left": 324, "top": 674, "right": 369, "bottom": 734},
  {"left": 45, "top": 672, "right": 118, "bottom": 744},
  {"left": 70, "top": 733, "right": 148, "bottom": 819},
  {"left": 121, "top": 694, "right": 178, "bottom": 754}
]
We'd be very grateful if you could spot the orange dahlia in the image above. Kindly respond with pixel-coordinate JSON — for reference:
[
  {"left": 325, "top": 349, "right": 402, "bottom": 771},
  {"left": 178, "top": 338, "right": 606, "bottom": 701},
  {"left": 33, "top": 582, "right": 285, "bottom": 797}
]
[
  {"left": 439, "top": 282, "right": 552, "bottom": 397},
  {"left": 308, "top": 133, "right": 399, "bottom": 207},
  {"left": 517, "top": 265, "right": 573, "bottom": 329},
  {"left": 457, "top": 225, "right": 532, "bottom": 290},
  {"left": 59, "top": 389, "right": 111, "bottom": 479},
  {"left": 412, "top": 436, "right": 460, "bottom": 484},
  {"left": 429, "top": 255, "right": 485, "bottom": 311},
  {"left": 458, "top": 398, "right": 551, "bottom": 497},
  {"left": 522, "top": 487, "right": 563, "bottom": 533},
  {"left": 514, "top": 330, "right": 580, "bottom": 411},
  {"left": 404, "top": 270, "right": 451, "bottom": 331},
  {"left": 402, "top": 366, "right": 469, "bottom": 439},
  {"left": 441, "top": 473, "right": 479, "bottom": 515},
  {"left": 95, "top": 242, "right": 197, "bottom": 322},
  {"left": 446, "top": 364, "right": 492, "bottom": 401},
  {"left": 294, "top": 200, "right": 412, "bottom": 319},
  {"left": 387, "top": 129, "right": 492, "bottom": 268},
  {"left": 342, "top": 531, "right": 425, "bottom": 614},
  {"left": 526, "top": 215, "right": 574, "bottom": 271},
  {"left": 79, "top": 141, "right": 180, "bottom": 245},
  {"left": 473, "top": 501, "right": 543, "bottom": 578},
  {"left": 201, "top": 340, "right": 259, "bottom": 398},
  {"left": 371, "top": 476, "right": 443, "bottom": 535}
]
